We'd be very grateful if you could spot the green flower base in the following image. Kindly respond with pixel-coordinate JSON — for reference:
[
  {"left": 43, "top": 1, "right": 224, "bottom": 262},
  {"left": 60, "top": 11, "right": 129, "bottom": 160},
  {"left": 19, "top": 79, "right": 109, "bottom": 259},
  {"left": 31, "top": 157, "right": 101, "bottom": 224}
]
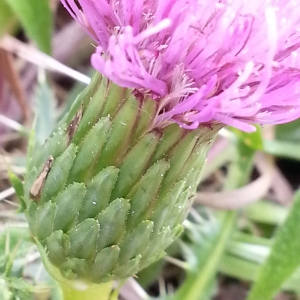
[{"left": 23, "top": 73, "right": 220, "bottom": 284}]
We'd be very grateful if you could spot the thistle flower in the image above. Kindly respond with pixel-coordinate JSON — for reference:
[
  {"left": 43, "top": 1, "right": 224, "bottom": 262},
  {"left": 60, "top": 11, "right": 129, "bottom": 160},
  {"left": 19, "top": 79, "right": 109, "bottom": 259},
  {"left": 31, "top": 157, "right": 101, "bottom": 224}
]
[
  {"left": 19, "top": 0, "right": 300, "bottom": 291},
  {"left": 62, "top": 0, "right": 300, "bottom": 131}
]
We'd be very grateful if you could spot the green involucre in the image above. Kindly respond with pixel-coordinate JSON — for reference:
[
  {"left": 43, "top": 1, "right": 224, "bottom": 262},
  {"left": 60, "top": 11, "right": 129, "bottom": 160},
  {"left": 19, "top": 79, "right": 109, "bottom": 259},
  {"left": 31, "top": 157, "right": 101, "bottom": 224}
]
[{"left": 23, "top": 74, "right": 219, "bottom": 284}]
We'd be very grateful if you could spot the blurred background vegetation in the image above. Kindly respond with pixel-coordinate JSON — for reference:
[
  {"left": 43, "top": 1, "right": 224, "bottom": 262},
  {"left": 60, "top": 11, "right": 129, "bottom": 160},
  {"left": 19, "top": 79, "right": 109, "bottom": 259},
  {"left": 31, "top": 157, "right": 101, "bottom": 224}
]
[{"left": 0, "top": 1, "right": 300, "bottom": 299}]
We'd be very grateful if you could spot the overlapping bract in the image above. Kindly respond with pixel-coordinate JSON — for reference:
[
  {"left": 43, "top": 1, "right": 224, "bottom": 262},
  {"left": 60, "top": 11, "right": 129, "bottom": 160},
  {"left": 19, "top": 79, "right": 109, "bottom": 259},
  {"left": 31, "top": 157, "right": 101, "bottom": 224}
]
[
  {"left": 61, "top": 0, "right": 300, "bottom": 131},
  {"left": 24, "top": 76, "right": 218, "bottom": 283}
]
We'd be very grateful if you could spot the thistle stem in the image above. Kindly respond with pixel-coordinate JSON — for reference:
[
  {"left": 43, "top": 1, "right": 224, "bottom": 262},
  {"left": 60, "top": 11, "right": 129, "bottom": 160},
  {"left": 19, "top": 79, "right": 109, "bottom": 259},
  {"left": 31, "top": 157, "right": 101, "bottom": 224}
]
[{"left": 59, "top": 281, "right": 113, "bottom": 300}]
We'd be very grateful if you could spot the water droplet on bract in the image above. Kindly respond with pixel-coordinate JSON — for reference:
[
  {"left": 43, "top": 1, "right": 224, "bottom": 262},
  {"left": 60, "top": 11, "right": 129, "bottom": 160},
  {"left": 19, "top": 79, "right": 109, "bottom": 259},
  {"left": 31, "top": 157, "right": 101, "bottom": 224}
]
[{"left": 93, "top": 201, "right": 96, "bottom": 205}]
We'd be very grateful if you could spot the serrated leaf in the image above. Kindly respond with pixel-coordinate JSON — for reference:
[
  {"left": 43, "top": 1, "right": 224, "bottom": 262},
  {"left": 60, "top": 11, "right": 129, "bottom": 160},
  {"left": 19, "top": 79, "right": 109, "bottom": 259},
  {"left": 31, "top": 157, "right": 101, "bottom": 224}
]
[
  {"left": 0, "top": 227, "right": 32, "bottom": 274},
  {"left": 60, "top": 73, "right": 101, "bottom": 125},
  {"left": 26, "top": 125, "right": 36, "bottom": 170},
  {"left": 1, "top": 276, "right": 34, "bottom": 300},
  {"left": 33, "top": 77, "right": 56, "bottom": 147},
  {"left": 174, "top": 212, "right": 236, "bottom": 300},
  {"left": 4, "top": 0, "right": 52, "bottom": 53},
  {"left": 247, "top": 190, "right": 300, "bottom": 300}
]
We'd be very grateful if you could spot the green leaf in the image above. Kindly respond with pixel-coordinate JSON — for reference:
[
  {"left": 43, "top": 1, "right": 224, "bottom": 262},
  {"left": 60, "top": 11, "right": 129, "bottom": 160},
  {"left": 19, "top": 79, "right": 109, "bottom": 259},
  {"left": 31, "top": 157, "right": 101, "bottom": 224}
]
[
  {"left": 7, "top": 169, "right": 25, "bottom": 209},
  {"left": 0, "top": 227, "right": 38, "bottom": 299},
  {"left": 173, "top": 212, "right": 236, "bottom": 300},
  {"left": 263, "top": 140, "right": 300, "bottom": 161},
  {"left": 0, "top": 227, "right": 32, "bottom": 274},
  {"left": 33, "top": 76, "right": 56, "bottom": 147},
  {"left": 245, "top": 200, "right": 288, "bottom": 225},
  {"left": 231, "top": 126, "right": 264, "bottom": 150},
  {"left": 4, "top": 0, "right": 52, "bottom": 53},
  {"left": 247, "top": 190, "right": 300, "bottom": 300},
  {"left": 0, "top": 276, "right": 35, "bottom": 300},
  {"left": 0, "top": 1, "right": 16, "bottom": 36},
  {"left": 219, "top": 253, "right": 259, "bottom": 282},
  {"left": 276, "top": 118, "right": 300, "bottom": 142},
  {"left": 219, "top": 254, "right": 300, "bottom": 294}
]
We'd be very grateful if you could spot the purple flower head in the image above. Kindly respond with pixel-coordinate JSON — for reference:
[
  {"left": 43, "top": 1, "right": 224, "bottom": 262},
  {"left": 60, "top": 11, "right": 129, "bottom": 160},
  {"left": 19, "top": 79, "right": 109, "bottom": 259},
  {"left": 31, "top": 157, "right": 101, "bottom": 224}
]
[{"left": 61, "top": 0, "right": 300, "bottom": 131}]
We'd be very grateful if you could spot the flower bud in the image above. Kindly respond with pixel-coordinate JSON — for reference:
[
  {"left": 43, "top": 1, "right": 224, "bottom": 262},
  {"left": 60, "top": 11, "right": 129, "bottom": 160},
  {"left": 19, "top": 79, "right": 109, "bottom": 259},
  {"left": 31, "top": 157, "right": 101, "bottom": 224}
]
[{"left": 23, "top": 74, "right": 219, "bottom": 284}]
